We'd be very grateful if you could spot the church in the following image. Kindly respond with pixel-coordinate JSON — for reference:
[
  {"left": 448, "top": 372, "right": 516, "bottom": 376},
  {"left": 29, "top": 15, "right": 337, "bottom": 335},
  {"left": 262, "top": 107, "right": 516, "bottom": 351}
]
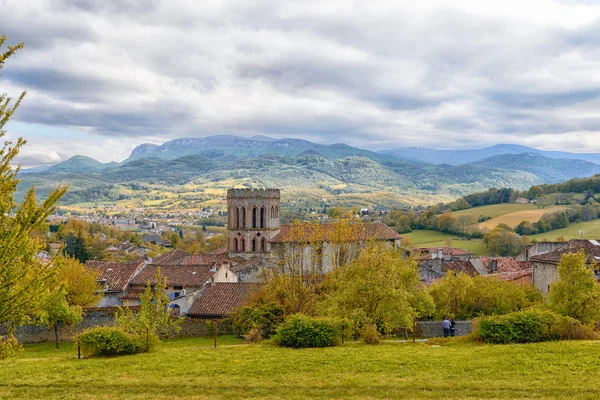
[{"left": 224, "top": 188, "right": 402, "bottom": 281}]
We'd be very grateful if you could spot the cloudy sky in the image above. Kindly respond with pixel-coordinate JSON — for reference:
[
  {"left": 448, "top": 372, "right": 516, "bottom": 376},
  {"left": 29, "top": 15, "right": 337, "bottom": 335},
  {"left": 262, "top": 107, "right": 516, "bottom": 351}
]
[{"left": 3, "top": 0, "right": 600, "bottom": 167}]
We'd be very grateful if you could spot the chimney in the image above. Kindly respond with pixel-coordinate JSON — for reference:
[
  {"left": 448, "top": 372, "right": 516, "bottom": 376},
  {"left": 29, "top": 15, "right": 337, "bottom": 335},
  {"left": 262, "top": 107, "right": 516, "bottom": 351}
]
[
  {"left": 491, "top": 259, "right": 498, "bottom": 273},
  {"left": 210, "top": 276, "right": 215, "bottom": 287},
  {"left": 210, "top": 262, "right": 217, "bottom": 272}
]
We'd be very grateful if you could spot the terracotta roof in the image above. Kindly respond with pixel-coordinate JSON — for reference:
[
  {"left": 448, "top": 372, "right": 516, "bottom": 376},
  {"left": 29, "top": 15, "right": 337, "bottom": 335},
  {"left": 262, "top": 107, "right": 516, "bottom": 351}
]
[
  {"left": 270, "top": 222, "right": 401, "bottom": 243},
  {"left": 187, "top": 283, "right": 260, "bottom": 317},
  {"left": 478, "top": 257, "right": 533, "bottom": 273},
  {"left": 86, "top": 260, "right": 146, "bottom": 292},
  {"left": 130, "top": 264, "right": 214, "bottom": 287},
  {"left": 120, "top": 289, "right": 145, "bottom": 300},
  {"left": 443, "top": 261, "right": 479, "bottom": 276},
  {"left": 530, "top": 239, "right": 600, "bottom": 265},
  {"left": 151, "top": 249, "right": 190, "bottom": 264},
  {"left": 169, "top": 253, "right": 229, "bottom": 266},
  {"left": 206, "top": 246, "right": 227, "bottom": 255},
  {"left": 488, "top": 269, "right": 533, "bottom": 285}
]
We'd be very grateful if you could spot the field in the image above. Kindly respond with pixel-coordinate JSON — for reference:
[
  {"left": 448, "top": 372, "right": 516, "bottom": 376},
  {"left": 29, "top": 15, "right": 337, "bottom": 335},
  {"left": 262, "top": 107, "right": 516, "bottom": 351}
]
[
  {"left": 452, "top": 204, "right": 568, "bottom": 230},
  {"left": 3, "top": 338, "right": 600, "bottom": 399},
  {"left": 529, "top": 219, "right": 600, "bottom": 241},
  {"left": 403, "top": 230, "right": 488, "bottom": 256}
]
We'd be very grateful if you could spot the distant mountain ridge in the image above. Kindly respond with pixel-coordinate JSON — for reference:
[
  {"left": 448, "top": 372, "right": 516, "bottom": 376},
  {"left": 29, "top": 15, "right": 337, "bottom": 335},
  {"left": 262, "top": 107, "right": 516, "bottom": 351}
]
[
  {"left": 16, "top": 135, "right": 600, "bottom": 208},
  {"left": 379, "top": 144, "right": 600, "bottom": 165}
]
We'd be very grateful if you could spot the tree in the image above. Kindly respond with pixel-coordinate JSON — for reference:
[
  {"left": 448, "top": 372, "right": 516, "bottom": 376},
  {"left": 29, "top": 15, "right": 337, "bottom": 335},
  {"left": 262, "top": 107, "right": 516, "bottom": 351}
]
[
  {"left": 0, "top": 35, "right": 67, "bottom": 337},
  {"left": 549, "top": 252, "right": 600, "bottom": 324},
  {"left": 63, "top": 233, "right": 88, "bottom": 262},
  {"left": 484, "top": 226, "right": 525, "bottom": 256},
  {"left": 42, "top": 256, "right": 103, "bottom": 348},
  {"left": 321, "top": 242, "right": 434, "bottom": 336},
  {"left": 116, "top": 268, "right": 182, "bottom": 346},
  {"left": 170, "top": 232, "right": 180, "bottom": 248}
]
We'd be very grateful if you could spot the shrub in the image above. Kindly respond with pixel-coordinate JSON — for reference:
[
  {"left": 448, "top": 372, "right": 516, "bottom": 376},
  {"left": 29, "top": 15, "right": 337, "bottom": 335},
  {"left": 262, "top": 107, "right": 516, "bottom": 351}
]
[
  {"left": 76, "top": 327, "right": 154, "bottom": 357},
  {"left": 0, "top": 336, "right": 22, "bottom": 360},
  {"left": 274, "top": 314, "right": 342, "bottom": 348},
  {"left": 243, "top": 327, "right": 263, "bottom": 343},
  {"left": 229, "top": 300, "right": 284, "bottom": 339},
  {"left": 362, "top": 324, "right": 380, "bottom": 345},
  {"left": 478, "top": 309, "right": 598, "bottom": 344}
]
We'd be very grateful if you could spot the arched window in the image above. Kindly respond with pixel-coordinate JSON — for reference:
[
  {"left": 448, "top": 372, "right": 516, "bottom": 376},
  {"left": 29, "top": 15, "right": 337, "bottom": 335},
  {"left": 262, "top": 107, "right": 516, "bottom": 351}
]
[
  {"left": 234, "top": 207, "right": 239, "bottom": 229},
  {"left": 261, "top": 237, "right": 266, "bottom": 252},
  {"left": 260, "top": 207, "right": 266, "bottom": 228},
  {"left": 275, "top": 206, "right": 279, "bottom": 218},
  {"left": 241, "top": 238, "right": 246, "bottom": 252},
  {"left": 271, "top": 206, "right": 275, "bottom": 218},
  {"left": 252, "top": 238, "right": 257, "bottom": 252},
  {"left": 241, "top": 206, "right": 246, "bottom": 228},
  {"left": 252, "top": 207, "right": 258, "bottom": 228},
  {"left": 233, "top": 237, "right": 238, "bottom": 252}
]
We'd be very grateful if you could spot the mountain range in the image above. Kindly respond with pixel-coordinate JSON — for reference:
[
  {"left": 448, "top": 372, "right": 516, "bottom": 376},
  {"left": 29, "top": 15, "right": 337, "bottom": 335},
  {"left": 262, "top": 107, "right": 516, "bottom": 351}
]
[{"left": 17, "top": 135, "right": 600, "bottom": 208}]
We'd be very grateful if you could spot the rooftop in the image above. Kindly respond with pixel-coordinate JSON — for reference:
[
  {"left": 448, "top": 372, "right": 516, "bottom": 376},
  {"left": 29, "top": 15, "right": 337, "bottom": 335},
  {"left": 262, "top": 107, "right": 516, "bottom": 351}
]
[
  {"left": 86, "top": 260, "right": 146, "bottom": 292},
  {"left": 187, "top": 283, "right": 260, "bottom": 317}
]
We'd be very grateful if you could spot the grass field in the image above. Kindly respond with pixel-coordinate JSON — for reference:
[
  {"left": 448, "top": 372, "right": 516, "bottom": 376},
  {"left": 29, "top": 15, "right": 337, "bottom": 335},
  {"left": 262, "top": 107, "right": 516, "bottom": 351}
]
[
  {"left": 3, "top": 338, "right": 600, "bottom": 399},
  {"left": 451, "top": 204, "right": 568, "bottom": 231},
  {"left": 452, "top": 204, "right": 540, "bottom": 219},
  {"left": 529, "top": 219, "right": 600, "bottom": 241},
  {"left": 403, "top": 230, "right": 488, "bottom": 256}
]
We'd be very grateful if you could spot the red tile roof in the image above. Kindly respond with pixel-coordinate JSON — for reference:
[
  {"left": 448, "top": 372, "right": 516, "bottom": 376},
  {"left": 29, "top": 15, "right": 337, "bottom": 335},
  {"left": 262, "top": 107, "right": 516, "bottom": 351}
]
[
  {"left": 130, "top": 264, "right": 214, "bottom": 288},
  {"left": 170, "top": 253, "right": 229, "bottom": 266},
  {"left": 478, "top": 257, "right": 533, "bottom": 273},
  {"left": 488, "top": 269, "right": 533, "bottom": 285},
  {"left": 151, "top": 249, "right": 190, "bottom": 265},
  {"left": 187, "top": 283, "right": 260, "bottom": 317},
  {"left": 270, "top": 222, "right": 401, "bottom": 243},
  {"left": 443, "top": 261, "right": 479, "bottom": 276},
  {"left": 529, "top": 239, "right": 600, "bottom": 265},
  {"left": 86, "top": 260, "right": 145, "bottom": 292},
  {"left": 120, "top": 289, "right": 145, "bottom": 300},
  {"left": 230, "top": 257, "right": 262, "bottom": 273},
  {"left": 413, "top": 247, "right": 473, "bottom": 260}
]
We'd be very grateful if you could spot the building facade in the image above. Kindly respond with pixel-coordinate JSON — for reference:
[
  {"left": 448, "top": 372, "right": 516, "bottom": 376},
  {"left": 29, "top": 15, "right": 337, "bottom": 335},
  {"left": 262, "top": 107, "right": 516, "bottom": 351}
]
[{"left": 226, "top": 188, "right": 280, "bottom": 257}]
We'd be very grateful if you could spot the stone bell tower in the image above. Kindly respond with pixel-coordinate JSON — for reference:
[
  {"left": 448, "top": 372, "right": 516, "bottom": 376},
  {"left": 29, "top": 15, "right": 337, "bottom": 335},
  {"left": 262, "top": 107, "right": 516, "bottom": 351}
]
[{"left": 227, "top": 188, "right": 280, "bottom": 257}]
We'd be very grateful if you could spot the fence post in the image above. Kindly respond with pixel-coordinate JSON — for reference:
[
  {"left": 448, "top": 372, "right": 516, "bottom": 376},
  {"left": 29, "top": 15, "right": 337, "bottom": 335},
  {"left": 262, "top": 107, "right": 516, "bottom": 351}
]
[
  {"left": 78, "top": 342, "right": 81, "bottom": 359},
  {"left": 213, "top": 321, "right": 217, "bottom": 349},
  {"left": 412, "top": 319, "right": 416, "bottom": 343},
  {"left": 1, "top": 336, "right": 5, "bottom": 361}
]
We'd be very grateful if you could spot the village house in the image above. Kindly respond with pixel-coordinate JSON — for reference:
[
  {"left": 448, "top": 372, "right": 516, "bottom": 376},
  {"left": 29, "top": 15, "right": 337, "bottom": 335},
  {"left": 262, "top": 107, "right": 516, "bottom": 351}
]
[
  {"left": 530, "top": 239, "right": 600, "bottom": 295},
  {"left": 85, "top": 259, "right": 147, "bottom": 307},
  {"left": 141, "top": 234, "right": 171, "bottom": 247},
  {"left": 186, "top": 283, "right": 260, "bottom": 319}
]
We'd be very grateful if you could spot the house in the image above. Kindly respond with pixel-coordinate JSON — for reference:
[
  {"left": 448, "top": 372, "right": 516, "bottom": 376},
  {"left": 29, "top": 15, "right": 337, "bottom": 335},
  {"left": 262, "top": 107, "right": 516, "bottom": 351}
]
[
  {"left": 415, "top": 247, "right": 475, "bottom": 282},
  {"left": 187, "top": 283, "right": 260, "bottom": 319},
  {"left": 86, "top": 259, "right": 147, "bottom": 307},
  {"left": 141, "top": 234, "right": 171, "bottom": 247},
  {"left": 530, "top": 239, "right": 600, "bottom": 295},
  {"left": 516, "top": 198, "right": 530, "bottom": 204},
  {"left": 123, "top": 264, "right": 215, "bottom": 307}
]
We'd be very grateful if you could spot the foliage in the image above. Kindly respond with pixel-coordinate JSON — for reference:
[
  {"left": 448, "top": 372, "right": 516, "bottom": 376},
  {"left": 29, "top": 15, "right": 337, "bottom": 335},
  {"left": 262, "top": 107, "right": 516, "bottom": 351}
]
[
  {"left": 76, "top": 326, "right": 150, "bottom": 357},
  {"left": 115, "top": 268, "right": 182, "bottom": 340},
  {"left": 362, "top": 324, "right": 380, "bottom": 345},
  {"left": 320, "top": 242, "right": 434, "bottom": 335},
  {"left": 0, "top": 35, "right": 67, "bottom": 334},
  {"left": 41, "top": 256, "right": 103, "bottom": 348},
  {"left": 229, "top": 300, "right": 285, "bottom": 339},
  {"left": 256, "top": 269, "right": 318, "bottom": 316},
  {"left": 274, "top": 314, "right": 342, "bottom": 348},
  {"left": 477, "top": 308, "right": 597, "bottom": 344},
  {"left": 0, "top": 335, "right": 22, "bottom": 360},
  {"left": 483, "top": 225, "right": 525, "bottom": 256},
  {"left": 428, "top": 273, "right": 539, "bottom": 319},
  {"left": 549, "top": 251, "right": 600, "bottom": 324}
]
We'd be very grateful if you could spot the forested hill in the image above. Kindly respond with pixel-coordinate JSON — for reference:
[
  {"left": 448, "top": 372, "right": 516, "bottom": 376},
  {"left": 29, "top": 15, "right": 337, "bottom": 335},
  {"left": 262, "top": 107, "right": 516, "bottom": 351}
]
[{"left": 17, "top": 135, "right": 600, "bottom": 208}]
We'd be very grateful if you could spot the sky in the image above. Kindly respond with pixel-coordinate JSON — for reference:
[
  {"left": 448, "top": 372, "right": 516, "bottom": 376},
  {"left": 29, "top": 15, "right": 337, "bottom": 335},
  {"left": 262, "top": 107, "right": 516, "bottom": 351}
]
[{"left": 3, "top": 0, "right": 600, "bottom": 167}]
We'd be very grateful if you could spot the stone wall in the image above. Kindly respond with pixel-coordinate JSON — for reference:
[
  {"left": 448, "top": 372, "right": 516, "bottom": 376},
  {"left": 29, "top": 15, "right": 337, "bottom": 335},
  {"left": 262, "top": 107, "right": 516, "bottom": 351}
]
[
  {"left": 9, "top": 309, "right": 237, "bottom": 344},
  {"left": 415, "top": 320, "right": 472, "bottom": 338}
]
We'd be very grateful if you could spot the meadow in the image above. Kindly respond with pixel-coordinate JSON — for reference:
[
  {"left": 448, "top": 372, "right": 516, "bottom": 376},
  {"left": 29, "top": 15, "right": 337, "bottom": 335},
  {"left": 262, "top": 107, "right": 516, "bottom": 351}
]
[
  {"left": 404, "top": 230, "right": 488, "bottom": 255},
  {"left": 529, "top": 219, "right": 600, "bottom": 241},
  {"left": 451, "top": 204, "right": 568, "bottom": 231},
  {"left": 3, "top": 338, "right": 600, "bottom": 399}
]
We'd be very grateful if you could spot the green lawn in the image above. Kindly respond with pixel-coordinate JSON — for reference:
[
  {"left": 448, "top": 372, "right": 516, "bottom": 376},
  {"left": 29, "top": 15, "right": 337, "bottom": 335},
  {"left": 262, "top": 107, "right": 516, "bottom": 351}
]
[
  {"left": 3, "top": 338, "right": 600, "bottom": 399},
  {"left": 404, "top": 230, "right": 488, "bottom": 256},
  {"left": 529, "top": 219, "right": 600, "bottom": 241}
]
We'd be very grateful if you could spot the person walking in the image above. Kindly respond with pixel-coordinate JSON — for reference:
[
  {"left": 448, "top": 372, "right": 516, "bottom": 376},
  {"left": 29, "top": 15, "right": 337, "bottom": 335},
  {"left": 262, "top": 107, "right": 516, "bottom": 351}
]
[
  {"left": 443, "top": 316, "right": 451, "bottom": 338},
  {"left": 450, "top": 318, "right": 456, "bottom": 337}
]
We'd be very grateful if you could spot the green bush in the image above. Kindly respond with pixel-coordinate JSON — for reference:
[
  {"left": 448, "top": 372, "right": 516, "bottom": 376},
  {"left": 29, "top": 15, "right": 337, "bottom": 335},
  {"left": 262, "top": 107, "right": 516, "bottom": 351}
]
[
  {"left": 478, "top": 309, "right": 597, "bottom": 344},
  {"left": 76, "top": 327, "right": 155, "bottom": 357},
  {"left": 274, "top": 314, "right": 342, "bottom": 348},
  {"left": 230, "top": 300, "right": 285, "bottom": 339}
]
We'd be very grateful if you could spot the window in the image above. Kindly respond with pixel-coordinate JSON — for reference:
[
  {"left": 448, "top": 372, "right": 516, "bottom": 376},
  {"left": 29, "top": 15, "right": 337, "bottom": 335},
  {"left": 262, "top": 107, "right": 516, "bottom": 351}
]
[
  {"left": 241, "top": 238, "right": 246, "bottom": 252},
  {"left": 261, "top": 237, "right": 266, "bottom": 252},
  {"left": 234, "top": 207, "right": 239, "bottom": 229},
  {"left": 233, "top": 237, "right": 238, "bottom": 252},
  {"left": 252, "top": 238, "right": 257, "bottom": 252},
  {"left": 260, "top": 207, "right": 266, "bottom": 228},
  {"left": 241, "top": 207, "right": 246, "bottom": 228},
  {"left": 252, "top": 207, "right": 258, "bottom": 228}
]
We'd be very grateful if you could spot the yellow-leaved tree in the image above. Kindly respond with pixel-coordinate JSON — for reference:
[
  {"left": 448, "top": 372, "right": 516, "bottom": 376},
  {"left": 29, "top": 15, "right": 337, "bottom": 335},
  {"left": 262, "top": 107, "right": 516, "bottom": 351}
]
[{"left": 0, "top": 35, "right": 67, "bottom": 342}]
